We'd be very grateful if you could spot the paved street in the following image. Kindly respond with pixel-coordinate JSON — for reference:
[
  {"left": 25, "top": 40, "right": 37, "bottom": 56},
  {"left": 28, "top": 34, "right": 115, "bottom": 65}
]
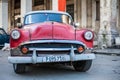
[{"left": 0, "top": 50, "right": 120, "bottom": 80}]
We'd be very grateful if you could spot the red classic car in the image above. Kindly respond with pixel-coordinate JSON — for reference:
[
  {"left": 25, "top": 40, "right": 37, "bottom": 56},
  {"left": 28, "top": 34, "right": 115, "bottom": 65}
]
[{"left": 8, "top": 11, "right": 95, "bottom": 74}]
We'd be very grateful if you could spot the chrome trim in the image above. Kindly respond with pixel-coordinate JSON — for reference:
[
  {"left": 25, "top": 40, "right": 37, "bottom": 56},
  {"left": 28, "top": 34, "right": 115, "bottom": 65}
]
[
  {"left": 25, "top": 10, "right": 71, "bottom": 18},
  {"left": 8, "top": 44, "right": 95, "bottom": 64},
  {"left": 20, "top": 40, "right": 86, "bottom": 46},
  {"left": 32, "top": 49, "right": 37, "bottom": 64},
  {"left": 8, "top": 54, "right": 95, "bottom": 64},
  {"left": 70, "top": 46, "right": 75, "bottom": 61},
  {"left": 86, "top": 48, "right": 93, "bottom": 50},
  {"left": 29, "top": 47, "right": 77, "bottom": 51}
]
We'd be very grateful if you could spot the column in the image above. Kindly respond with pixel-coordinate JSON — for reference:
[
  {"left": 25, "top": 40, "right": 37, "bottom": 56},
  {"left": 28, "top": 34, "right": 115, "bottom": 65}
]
[
  {"left": 81, "top": 0, "right": 87, "bottom": 28},
  {"left": 49, "top": 0, "right": 52, "bottom": 10},
  {"left": 0, "top": 0, "right": 8, "bottom": 32},
  {"left": 21, "top": 0, "right": 32, "bottom": 23},
  {"left": 52, "top": 0, "right": 66, "bottom": 11},
  {"left": 10, "top": 0, "right": 15, "bottom": 29},
  {"left": 119, "top": 0, "right": 120, "bottom": 29},
  {"left": 117, "top": 0, "right": 120, "bottom": 29},
  {"left": 74, "top": 0, "right": 81, "bottom": 28},
  {"left": 92, "top": 0, "right": 96, "bottom": 31},
  {"left": 74, "top": 0, "right": 77, "bottom": 23},
  {"left": 8, "top": 0, "right": 12, "bottom": 31},
  {"left": 52, "top": 0, "right": 58, "bottom": 11},
  {"left": 98, "top": 0, "right": 118, "bottom": 47},
  {"left": 110, "top": 0, "right": 119, "bottom": 40},
  {"left": 87, "top": 0, "right": 92, "bottom": 29}
]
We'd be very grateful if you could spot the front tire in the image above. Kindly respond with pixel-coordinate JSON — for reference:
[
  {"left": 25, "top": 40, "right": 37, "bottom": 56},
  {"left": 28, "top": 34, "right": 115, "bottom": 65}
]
[
  {"left": 13, "top": 64, "right": 26, "bottom": 74},
  {"left": 73, "top": 60, "right": 92, "bottom": 72}
]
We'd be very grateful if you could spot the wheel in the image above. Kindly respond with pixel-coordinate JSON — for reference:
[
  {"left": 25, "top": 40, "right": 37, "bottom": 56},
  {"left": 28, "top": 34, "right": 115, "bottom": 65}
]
[
  {"left": 73, "top": 60, "right": 92, "bottom": 72},
  {"left": 13, "top": 64, "right": 26, "bottom": 74}
]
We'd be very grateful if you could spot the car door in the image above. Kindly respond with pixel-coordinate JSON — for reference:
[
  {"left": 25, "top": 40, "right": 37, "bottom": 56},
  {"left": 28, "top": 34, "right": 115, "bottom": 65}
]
[{"left": 0, "top": 28, "right": 9, "bottom": 46}]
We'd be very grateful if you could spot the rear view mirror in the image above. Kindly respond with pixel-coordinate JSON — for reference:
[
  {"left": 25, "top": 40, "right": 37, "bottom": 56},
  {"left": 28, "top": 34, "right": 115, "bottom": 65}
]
[
  {"left": 74, "top": 23, "right": 80, "bottom": 28},
  {"left": 75, "top": 23, "right": 80, "bottom": 27}
]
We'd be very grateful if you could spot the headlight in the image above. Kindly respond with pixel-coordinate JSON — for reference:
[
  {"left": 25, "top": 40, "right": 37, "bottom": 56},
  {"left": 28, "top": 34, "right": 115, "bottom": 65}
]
[
  {"left": 11, "top": 30, "right": 20, "bottom": 40},
  {"left": 84, "top": 31, "right": 93, "bottom": 40}
]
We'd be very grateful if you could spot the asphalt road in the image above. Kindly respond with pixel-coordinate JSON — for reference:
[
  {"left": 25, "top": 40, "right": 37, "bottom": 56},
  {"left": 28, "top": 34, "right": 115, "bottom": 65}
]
[{"left": 0, "top": 50, "right": 120, "bottom": 80}]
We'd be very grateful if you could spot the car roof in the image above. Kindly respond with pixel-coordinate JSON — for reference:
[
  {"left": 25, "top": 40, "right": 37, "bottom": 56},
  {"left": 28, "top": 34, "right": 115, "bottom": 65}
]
[{"left": 24, "top": 10, "right": 71, "bottom": 17}]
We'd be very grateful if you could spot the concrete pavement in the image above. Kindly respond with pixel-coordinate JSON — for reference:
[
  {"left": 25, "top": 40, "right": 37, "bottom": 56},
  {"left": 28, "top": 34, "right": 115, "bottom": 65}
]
[{"left": 0, "top": 50, "right": 120, "bottom": 80}]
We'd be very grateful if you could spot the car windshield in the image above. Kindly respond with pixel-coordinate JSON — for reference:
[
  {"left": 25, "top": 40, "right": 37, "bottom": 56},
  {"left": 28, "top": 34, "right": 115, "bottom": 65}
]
[{"left": 24, "top": 13, "right": 73, "bottom": 25}]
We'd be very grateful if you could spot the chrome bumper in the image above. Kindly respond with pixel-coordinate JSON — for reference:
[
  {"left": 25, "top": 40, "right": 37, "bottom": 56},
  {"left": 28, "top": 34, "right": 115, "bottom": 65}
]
[
  {"left": 8, "top": 46, "right": 95, "bottom": 64},
  {"left": 8, "top": 54, "right": 95, "bottom": 64}
]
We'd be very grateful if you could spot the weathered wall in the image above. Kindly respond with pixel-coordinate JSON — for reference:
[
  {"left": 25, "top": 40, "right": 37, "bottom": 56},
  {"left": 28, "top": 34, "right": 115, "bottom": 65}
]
[
  {"left": 98, "top": 0, "right": 119, "bottom": 48},
  {"left": 74, "top": 0, "right": 100, "bottom": 42},
  {"left": 117, "top": 0, "right": 120, "bottom": 34},
  {"left": 6, "top": 0, "right": 120, "bottom": 48},
  {"left": 74, "top": 0, "right": 97, "bottom": 29},
  {"left": 0, "top": 0, "right": 8, "bottom": 32}
]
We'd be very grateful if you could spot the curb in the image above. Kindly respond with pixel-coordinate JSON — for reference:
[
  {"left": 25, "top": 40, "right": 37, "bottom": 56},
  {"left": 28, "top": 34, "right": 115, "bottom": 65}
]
[{"left": 92, "top": 49, "right": 120, "bottom": 56}]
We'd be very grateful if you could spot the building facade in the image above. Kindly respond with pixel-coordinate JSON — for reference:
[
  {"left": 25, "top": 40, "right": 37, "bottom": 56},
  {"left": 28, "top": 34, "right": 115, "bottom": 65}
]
[{"left": 0, "top": 0, "right": 120, "bottom": 48}]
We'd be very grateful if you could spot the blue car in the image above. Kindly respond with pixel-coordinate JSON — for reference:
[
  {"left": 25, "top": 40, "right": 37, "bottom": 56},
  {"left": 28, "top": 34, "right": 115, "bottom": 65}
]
[{"left": 0, "top": 28, "right": 9, "bottom": 48}]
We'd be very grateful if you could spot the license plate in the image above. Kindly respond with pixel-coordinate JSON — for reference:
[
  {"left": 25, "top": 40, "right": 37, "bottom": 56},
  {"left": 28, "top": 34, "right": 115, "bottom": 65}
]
[{"left": 43, "top": 56, "right": 66, "bottom": 62}]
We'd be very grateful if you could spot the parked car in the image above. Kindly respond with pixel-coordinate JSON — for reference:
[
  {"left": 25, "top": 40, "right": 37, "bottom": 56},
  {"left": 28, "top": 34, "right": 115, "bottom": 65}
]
[
  {"left": 0, "top": 28, "right": 9, "bottom": 48},
  {"left": 8, "top": 10, "right": 95, "bottom": 74}
]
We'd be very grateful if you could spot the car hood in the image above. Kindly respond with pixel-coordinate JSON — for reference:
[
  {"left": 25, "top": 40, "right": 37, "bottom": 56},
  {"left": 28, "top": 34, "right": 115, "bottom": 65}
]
[{"left": 23, "top": 22, "right": 75, "bottom": 40}]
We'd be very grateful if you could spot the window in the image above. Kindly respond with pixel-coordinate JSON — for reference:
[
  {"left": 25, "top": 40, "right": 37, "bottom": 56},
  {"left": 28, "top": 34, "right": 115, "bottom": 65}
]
[
  {"left": 34, "top": 0, "right": 44, "bottom": 6},
  {"left": 67, "top": 4, "right": 74, "bottom": 20},
  {"left": 14, "top": 0, "right": 20, "bottom": 9},
  {"left": 24, "top": 13, "right": 72, "bottom": 25},
  {"left": 96, "top": 1, "right": 100, "bottom": 20}
]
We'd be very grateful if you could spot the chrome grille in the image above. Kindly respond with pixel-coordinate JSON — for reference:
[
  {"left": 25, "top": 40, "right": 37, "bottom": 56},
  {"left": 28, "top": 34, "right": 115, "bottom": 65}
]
[{"left": 20, "top": 40, "right": 85, "bottom": 55}]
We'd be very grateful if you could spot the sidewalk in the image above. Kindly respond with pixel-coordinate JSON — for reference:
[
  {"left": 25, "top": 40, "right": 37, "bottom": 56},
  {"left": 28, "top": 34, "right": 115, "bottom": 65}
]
[{"left": 92, "top": 48, "right": 120, "bottom": 56}]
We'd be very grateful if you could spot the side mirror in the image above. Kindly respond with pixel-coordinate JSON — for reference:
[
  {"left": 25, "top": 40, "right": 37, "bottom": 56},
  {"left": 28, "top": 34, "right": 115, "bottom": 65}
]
[
  {"left": 74, "top": 23, "right": 80, "bottom": 28},
  {"left": 17, "top": 23, "right": 22, "bottom": 28},
  {"left": 73, "top": 23, "right": 80, "bottom": 28}
]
